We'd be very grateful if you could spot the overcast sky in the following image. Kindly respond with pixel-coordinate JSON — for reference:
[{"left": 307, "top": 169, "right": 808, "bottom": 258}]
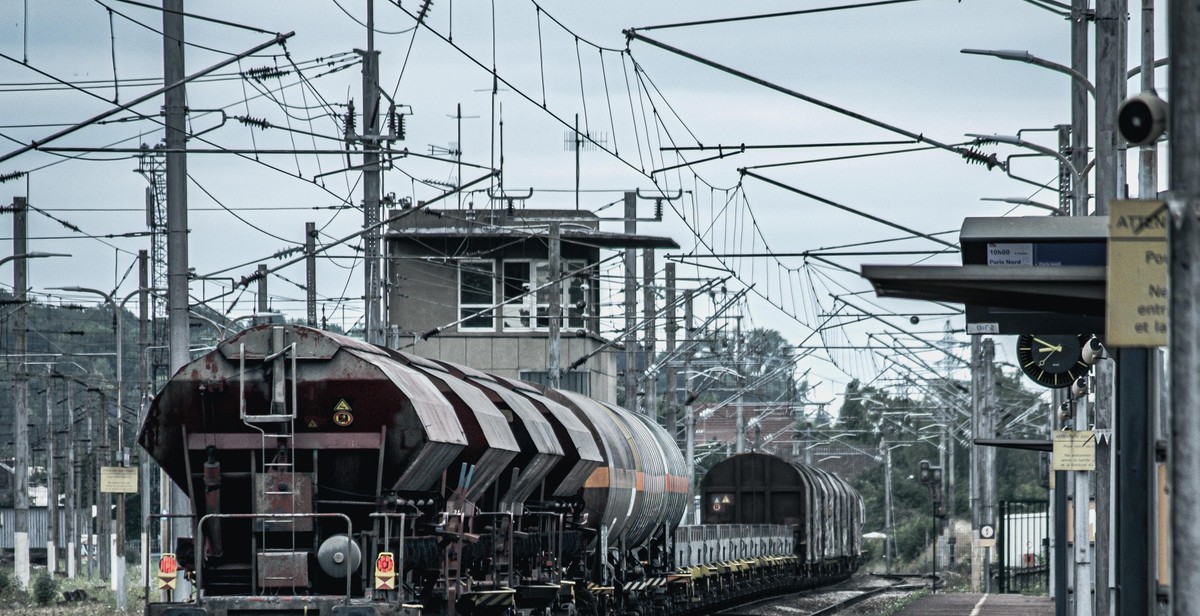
[{"left": 0, "top": 1, "right": 1166, "bottom": 404}]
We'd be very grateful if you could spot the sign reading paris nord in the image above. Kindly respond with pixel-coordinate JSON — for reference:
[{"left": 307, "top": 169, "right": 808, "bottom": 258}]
[{"left": 1106, "top": 200, "right": 1167, "bottom": 347}]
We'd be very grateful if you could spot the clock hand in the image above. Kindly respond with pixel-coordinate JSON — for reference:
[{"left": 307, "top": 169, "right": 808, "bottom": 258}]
[
  {"left": 1037, "top": 346, "right": 1058, "bottom": 367},
  {"left": 1032, "top": 337, "right": 1064, "bottom": 352}
]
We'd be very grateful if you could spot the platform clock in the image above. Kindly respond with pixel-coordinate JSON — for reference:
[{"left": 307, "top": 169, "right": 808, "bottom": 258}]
[{"left": 1016, "top": 333, "right": 1091, "bottom": 388}]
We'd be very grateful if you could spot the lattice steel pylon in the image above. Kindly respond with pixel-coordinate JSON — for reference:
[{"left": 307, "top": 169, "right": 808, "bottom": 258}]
[
  {"left": 135, "top": 143, "right": 167, "bottom": 556},
  {"left": 137, "top": 143, "right": 169, "bottom": 385}
]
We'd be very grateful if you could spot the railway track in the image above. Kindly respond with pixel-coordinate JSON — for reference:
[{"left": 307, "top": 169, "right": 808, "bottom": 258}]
[{"left": 714, "top": 578, "right": 926, "bottom": 616}]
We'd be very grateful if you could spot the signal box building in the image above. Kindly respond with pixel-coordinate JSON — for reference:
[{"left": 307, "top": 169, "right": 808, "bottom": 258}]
[{"left": 386, "top": 207, "right": 677, "bottom": 404}]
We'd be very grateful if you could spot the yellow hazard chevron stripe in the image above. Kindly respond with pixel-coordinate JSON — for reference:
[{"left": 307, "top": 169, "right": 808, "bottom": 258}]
[{"left": 468, "top": 590, "right": 516, "bottom": 606}]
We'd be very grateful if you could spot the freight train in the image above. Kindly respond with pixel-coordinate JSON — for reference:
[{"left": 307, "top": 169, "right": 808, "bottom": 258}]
[{"left": 138, "top": 324, "right": 863, "bottom": 616}]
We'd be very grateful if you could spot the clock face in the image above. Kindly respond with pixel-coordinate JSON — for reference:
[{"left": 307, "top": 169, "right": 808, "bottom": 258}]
[{"left": 1016, "top": 334, "right": 1090, "bottom": 388}]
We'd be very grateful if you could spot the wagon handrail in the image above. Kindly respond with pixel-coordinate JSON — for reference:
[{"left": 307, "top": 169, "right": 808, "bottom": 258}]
[{"left": 194, "top": 512, "right": 354, "bottom": 607}]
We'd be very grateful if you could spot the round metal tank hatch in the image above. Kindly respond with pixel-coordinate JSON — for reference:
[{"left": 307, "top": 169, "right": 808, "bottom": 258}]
[{"left": 317, "top": 533, "right": 362, "bottom": 577}]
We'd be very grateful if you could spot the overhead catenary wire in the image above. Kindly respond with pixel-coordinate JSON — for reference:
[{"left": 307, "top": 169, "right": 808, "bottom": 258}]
[
  {"left": 7, "top": 3, "right": 978, "bottom": 400},
  {"left": 635, "top": 0, "right": 926, "bottom": 31},
  {"left": 739, "top": 170, "right": 959, "bottom": 250},
  {"left": 623, "top": 29, "right": 1003, "bottom": 170},
  {"left": 0, "top": 32, "right": 293, "bottom": 167}
]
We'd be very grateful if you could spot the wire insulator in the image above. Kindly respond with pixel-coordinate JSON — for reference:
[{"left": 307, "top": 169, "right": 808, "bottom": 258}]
[
  {"left": 959, "top": 146, "right": 1002, "bottom": 171},
  {"left": 236, "top": 115, "right": 272, "bottom": 131},
  {"left": 242, "top": 66, "right": 290, "bottom": 81},
  {"left": 344, "top": 99, "right": 357, "bottom": 141},
  {"left": 387, "top": 107, "right": 406, "bottom": 141},
  {"left": 654, "top": 199, "right": 663, "bottom": 221},
  {"left": 0, "top": 170, "right": 26, "bottom": 184},
  {"left": 417, "top": 0, "right": 435, "bottom": 23}
]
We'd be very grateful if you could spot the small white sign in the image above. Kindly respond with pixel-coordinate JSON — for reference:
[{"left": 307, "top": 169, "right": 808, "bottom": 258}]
[
  {"left": 967, "top": 322, "right": 1000, "bottom": 335},
  {"left": 986, "top": 242, "right": 1034, "bottom": 266},
  {"left": 980, "top": 524, "right": 995, "bottom": 540}
]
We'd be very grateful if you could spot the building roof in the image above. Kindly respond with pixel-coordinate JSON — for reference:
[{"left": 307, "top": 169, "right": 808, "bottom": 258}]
[{"left": 387, "top": 208, "right": 680, "bottom": 249}]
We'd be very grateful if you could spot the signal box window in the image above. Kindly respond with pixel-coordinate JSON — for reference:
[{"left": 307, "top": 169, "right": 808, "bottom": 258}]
[
  {"left": 502, "top": 261, "right": 534, "bottom": 330},
  {"left": 458, "top": 260, "right": 495, "bottom": 330}
]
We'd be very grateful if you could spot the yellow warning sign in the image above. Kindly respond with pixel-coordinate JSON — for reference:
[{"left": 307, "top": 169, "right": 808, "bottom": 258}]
[
  {"left": 1053, "top": 430, "right": 1096, "bottom": 471},
  {"left": 711, "top": 493, "right": 734, "bottom": 512},
  {"left": 1107, "top": 200, "right": 1168, "bottom": 347},
  {"left": 335, "top": 399, "right": 352, "bottom": 412},
  {"left": 306, "top": 419, "right": 318, "bottom": 428},
  {"left": 375, "top": 551, "right": 396, "bottom": 590},
  {"left": 333, "top": 411, "right": 354, "bottom": 427}
]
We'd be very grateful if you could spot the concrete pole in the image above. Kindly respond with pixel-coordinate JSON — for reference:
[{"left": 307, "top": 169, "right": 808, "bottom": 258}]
[
  {"left": 683, "top": 292, "right": 696, "bottom": 521},
  {"left": 138, "top": 250, "right": 150, "bottom": 585},
  {"left": 970, "top": 339, "right": 997, "bottom": 591},
  {"left": 1095, "top": 352, "right": 1116, "bottom": 616},
  {"left": 114, "top": 294, "right": 127, "bottom": 608},
  {"left": 257, "top": 263, "right": 269, "bottom": 321},
  {"left": 87, "top": 389, "right": 95, "bottom": 581},
  {"left": 642, "top": 248, "right": 656, "bottom": 417},
  {"left": 1137, "top": 5, "right": 1163, "bottom": 613},
  {"left": 163, "top": 1, "right": 193, "bottom": 597},
  {"left": 1095, "top": 4, "right": 1126, "bottom": 615},
  {"left": 664, "top": 264, "right": 678, "bottom": 439},
  {"left": 12, "top": 196, "right": 31, "bottom": 590},
  {"left": 735, "top": 316, "right": 745, "bottom": 453},
  {"left": 46, "top": 367, "right": 57, "bottom": 577},
  {"left": 1138, "top": 0, "right": 1158, "bottom": 197},
  {"left": 361, "top": 0, "right": 384, "bottom": 345},
  {"left": 1074, "top": 396, "right": 1093, "bottom": 616},
  {"left": 623, "top": 192, "right": 638, "bottom": 411},
  {"left": 1169, "top": 4, "right": 1200, "bottom": 614},
  {"left": 970, "top": 337, "right": 982, "bottom": 591},
  {"left": 547, "top": 222, "right": 562, "bottom": 389},
  {"left": 938, "top": 418, "right": 947, "bottom": 569},
  {"left": 947, "top": 409, "right": 956, "bottom": 566},
  {"left": 884, "top": 440, "right": 894, "bottom": 574},
  {"left": 1071, "top": 0, "right": 1090, "bottom": 216},
  {"left": 981, "top": 340, "right": 996, "bottom": 554},
  {"left": 306, "top": 222, "right": 317, "bottom": 327},
  {"left": 66, "top": 382, "right": 76, "bottom": 579},
  {"left": 97, "top": 392, "right": 111, "bottom": 581},
  {"left": 1096, "top": 0, "right": 1122, "bottom": 218}
]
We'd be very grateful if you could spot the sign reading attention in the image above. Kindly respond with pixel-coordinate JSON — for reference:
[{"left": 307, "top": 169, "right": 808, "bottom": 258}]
[{"left": 1107, "top": 200, "right": 1168, "bottom": 346}]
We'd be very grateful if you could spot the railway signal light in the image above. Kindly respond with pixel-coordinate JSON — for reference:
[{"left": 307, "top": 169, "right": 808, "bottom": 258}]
[
  {"left": 375, "top": 551, "right": 396, "bottom": 591},
  {"left": 158, "top": 552, "right": 179, "bottom": 590}
]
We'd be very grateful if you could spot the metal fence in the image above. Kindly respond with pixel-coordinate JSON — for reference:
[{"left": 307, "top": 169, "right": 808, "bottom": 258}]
[
  {"left": 0, "top": 507, "right": 72, "bottom": 549},
  {"left": 998, "top": 499, "right": 1050, "bottom": 593}
]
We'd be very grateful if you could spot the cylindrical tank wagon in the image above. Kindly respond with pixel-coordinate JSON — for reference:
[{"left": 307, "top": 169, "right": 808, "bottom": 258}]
[{"left": 140, "top": 324, "right": 688, "bottom": 616}]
